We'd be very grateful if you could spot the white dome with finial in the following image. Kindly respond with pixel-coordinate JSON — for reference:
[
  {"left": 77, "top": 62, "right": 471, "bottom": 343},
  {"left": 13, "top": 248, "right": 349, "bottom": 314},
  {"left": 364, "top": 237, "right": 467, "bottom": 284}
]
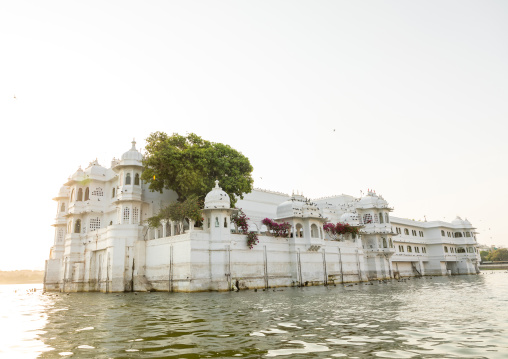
[
  {"left": 357, "top": 190, "right": 388, "bottom": 209},
  {"left": 204, "top": 180, "right": 231, "bottom": 209},
  {"left": 53, "top": 185, "right": 69, "bottom": 200},
  {"left": 121, "top": 139, "right": 143, "bottom": 161},
  {"left": 114, "top": 139, "right": 143, "bottom": 170},
  {"left": 276, "top": 197, "right": 304, "bottom": 219},
  {"left": 85, "top": 158, "right": 107, "bottom": 176}
]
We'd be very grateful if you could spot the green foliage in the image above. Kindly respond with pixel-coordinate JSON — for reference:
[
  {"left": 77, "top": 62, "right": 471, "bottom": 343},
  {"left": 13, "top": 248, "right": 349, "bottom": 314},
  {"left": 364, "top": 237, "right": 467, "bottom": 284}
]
[
  {"left": 486, "top": 248, "right": 508, "bottom": 261},
  {"left": 480, "top": 250, "right": 490, "bottom": 262},
  {"left": 146, "top": 196, "right": 203, "bottom": 231},
  {"left": 141, "top": 132, "right": 254, "bottom": 206},
  {"left": 261, "top": 218, "right": 291, "bottom": 238}
]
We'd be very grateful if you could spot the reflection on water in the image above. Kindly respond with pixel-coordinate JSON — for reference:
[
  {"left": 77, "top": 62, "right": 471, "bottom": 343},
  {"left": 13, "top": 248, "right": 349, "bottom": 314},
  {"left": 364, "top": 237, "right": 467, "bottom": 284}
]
[{"left": 1, "top": 272, "right": 507, "bottom": 358}]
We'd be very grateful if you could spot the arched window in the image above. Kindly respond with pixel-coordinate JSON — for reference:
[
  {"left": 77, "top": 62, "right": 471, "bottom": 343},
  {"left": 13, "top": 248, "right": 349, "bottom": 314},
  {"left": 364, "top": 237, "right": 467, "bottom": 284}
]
[
  {"left": 224, "top": 217, "right": 228, "bottom": 228},
  {"left": 70, "top": 189, "right": 75, "bottom": 202},
  {"left": 311, "top": 224, "right": 319, "bottom": 238},
  {"left": 74, "top": 219, "right": 81, "bottom": 233},
  {"left": 407, "top": 245, "right": 412, "bottom": 252},
  {"left": 60, "top": 203, "right": 65, "bottom": 212},
  {"left": 385, "top": 213, "right": 389, "bottom": 223},
  {"left": 215, "top": 217, "right": 219, "bottom": 227},
  {"left": 441, "top": 230, "right": 445, "bottom": 236},
  {"left": 77, "top": 188, "right": 83, "bottom": 201},
  {"left": 296, "top": 223, "right": 303, "bottom": 238},
  {"left": 379, "top": 213, "right": 384, "bottom": 224},
  {"left": 444, "top": 246, "right": 448, "bottom": 253},
  {"left": 382, "top": 238, "right": 387, "bottom": 248},
  {"left": 112, "top": 187, "right": 116, "bottom": 198},
  {"left": 404, "top": 228, "right": 409, "bottom": 235},
  {"left": 125, "top": 173, "right": 131, "bottom": 185},
  {"left": 84, "top": 187, "right": 90, "bottom": 201},
  {"left": 389, "top": 239, "right": 393, "bottom": 248},
  {"left": 134, "top": 173, "right": 140, "bottom": 185}
]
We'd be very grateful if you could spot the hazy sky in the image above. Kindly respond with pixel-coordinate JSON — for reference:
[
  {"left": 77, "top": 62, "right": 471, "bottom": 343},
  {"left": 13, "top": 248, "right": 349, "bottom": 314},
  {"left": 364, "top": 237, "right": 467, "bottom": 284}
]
[{"left": 1, "top": 1, "right": 507, "bottom": 270}]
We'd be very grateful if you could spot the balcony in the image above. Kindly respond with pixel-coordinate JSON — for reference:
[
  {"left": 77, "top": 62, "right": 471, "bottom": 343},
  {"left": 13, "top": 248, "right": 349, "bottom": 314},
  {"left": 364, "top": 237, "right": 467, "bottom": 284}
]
[{"left": 116, "top": 186, "right": 142, "bottom": 202}]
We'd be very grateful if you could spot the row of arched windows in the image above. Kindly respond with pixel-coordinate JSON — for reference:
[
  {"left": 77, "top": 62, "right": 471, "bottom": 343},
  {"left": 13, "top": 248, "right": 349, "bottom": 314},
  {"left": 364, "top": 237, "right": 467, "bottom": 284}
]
[
  {"left": 123, "top": 172, "right": 140, "bottom": 186},
  {"left": 441, "top": 230, "right": 476, "bottom": 239},
  {"left": 444, "top": 246, "right": 473, "bottom": 254},
  {"left": 398, "top": 245, "right": 427, "bottom": 253},
  {"left": 70, "top": 187, "right": 91, "bottom": 202},
  {"left": 381, "top": 238, "right": 393, "bottom": 248},
  {"left": 395, "top": 227, "right": 424, "bottom": 238}
]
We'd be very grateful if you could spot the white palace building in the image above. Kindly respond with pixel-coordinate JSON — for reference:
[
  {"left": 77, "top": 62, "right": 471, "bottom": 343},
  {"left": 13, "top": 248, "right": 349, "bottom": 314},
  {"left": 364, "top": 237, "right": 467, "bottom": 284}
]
[{"left": 44, "top": 141, "right": 480, "bottom": 292}]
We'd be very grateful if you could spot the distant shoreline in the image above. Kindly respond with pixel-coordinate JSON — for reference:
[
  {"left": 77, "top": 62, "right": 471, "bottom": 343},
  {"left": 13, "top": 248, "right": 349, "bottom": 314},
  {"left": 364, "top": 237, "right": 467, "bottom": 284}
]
[
  {"left": 479, "top": 265, "right": 508, "bottom": 271},
  {"left": 0, "top": 270, "right": 44, "bottom": 285}
]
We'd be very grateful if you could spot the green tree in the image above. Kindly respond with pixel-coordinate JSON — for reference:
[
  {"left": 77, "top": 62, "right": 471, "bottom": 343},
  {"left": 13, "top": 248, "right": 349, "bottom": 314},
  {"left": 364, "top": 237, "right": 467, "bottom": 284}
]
[
  {"left": 141, "top": 132, "right": 254, "bottom": 206},
  {"left": 480, "top": 250, "right": 490, "bottom": 262},
  {"left": 489, "top": 248, "right": 508, "bottom": 261},
  {"left": 146, "top": 196, "right": 203, "bottom": 233}
]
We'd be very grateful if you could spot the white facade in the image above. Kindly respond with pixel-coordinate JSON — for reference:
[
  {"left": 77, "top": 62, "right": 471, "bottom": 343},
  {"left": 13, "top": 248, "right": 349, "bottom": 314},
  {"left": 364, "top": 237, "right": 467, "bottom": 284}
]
[{"left": 44, "top": 142, "right": 480, "bottom": 292}]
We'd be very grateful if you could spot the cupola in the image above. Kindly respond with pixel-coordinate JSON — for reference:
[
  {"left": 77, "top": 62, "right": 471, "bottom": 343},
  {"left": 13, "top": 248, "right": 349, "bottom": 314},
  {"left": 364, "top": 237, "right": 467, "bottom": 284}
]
[
  {"left": 204, "top": 180, "right": 231, "bottom": 209},
  {"left": 121, "top": 139, "right": 143, "bottom": 162}
]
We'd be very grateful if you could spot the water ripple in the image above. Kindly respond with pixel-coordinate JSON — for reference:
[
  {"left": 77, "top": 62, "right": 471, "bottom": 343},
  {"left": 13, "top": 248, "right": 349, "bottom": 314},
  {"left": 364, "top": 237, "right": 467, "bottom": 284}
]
[{"left": 1, "top": 272, "right": 508, "bottom": 358}]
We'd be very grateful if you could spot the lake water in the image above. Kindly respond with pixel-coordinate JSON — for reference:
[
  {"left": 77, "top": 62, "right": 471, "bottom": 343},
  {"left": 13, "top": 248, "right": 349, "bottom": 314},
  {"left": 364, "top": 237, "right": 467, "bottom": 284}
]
[{"left": 1, "top": 271, "right": 507, "bottom": 358}]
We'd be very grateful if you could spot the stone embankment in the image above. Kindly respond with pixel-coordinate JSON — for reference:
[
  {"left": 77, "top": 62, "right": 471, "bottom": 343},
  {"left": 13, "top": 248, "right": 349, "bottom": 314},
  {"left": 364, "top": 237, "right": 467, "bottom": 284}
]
[{"left": 479, "top": 261, "right": 508, "bottom": 270}]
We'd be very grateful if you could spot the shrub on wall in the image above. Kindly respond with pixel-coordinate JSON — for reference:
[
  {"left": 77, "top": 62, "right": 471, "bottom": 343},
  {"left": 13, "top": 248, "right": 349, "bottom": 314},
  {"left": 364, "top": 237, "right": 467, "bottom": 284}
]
[
  {"left": 262, "top": 218, "right": 291, "bottom": 238},
  {"left": 323, "top": 222, "right": 359, "bottom": 241},
  {"left": 232, "top": 209, "right": 259, "bottom": 249}
]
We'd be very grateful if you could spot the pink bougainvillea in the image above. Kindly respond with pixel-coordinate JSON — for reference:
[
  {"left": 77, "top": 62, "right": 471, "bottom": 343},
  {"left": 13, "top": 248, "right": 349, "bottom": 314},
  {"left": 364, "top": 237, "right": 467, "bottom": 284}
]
[
  {"left": 323, "top": 222, "right": 359, "bottom": 240},
  {"left": 232, "top": 209, "right": 259, "bottom": 249},
  {"left": 262, "top": 218, "right": 291, "bottom": 238}
]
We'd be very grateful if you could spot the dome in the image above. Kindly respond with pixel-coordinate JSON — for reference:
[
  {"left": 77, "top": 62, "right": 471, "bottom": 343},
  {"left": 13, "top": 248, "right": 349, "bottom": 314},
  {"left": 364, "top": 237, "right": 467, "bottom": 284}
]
[
  {"left": 357, "top": 191, "right": 388, "bottom": 208},
  {"left": 55, "top": 186, "right": 69, "bottom": 199},
  {"left": 276, "top": 198, "right": 304, "bottom": 219},
  {"left": 204, "top": 180, "right": 231, "bottom": 209},
  {"left": 85, "top": 159, "right": 107, "bottom": 176},
  {"left": 121, "top": 139, "right": 143, "bottom": 162},
  {"left": 71, "top": 166, "right": 85, "bottom": 180},
  {"left": 340, "top": 212, "right": 360, "bottom": 225}
]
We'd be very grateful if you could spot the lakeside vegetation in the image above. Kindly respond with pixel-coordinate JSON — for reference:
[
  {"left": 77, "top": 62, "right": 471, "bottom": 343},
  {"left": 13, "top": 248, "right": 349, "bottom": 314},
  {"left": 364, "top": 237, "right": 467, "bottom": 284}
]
[
  {"left": 0, "top": 270, "right": 44, "bottom": 284},
  {"left": 480, "top": 248, "right": 508, "bottom": 262}
]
